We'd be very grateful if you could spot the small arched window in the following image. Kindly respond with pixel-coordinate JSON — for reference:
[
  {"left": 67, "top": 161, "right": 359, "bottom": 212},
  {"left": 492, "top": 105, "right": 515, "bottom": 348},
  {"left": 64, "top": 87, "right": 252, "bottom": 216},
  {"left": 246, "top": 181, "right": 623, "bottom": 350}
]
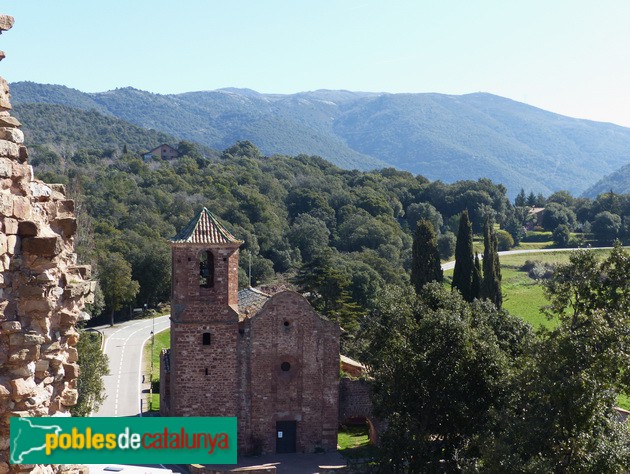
[{"left": 199, "top": 250, "right": 214, "bottom": 288}]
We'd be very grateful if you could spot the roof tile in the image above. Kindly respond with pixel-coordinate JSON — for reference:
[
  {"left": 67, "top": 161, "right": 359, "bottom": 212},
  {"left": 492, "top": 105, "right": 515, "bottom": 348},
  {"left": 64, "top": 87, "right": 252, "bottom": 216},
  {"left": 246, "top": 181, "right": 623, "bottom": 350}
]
[{"left": 171, "top": 208, "right": 242, "bottom": 245}]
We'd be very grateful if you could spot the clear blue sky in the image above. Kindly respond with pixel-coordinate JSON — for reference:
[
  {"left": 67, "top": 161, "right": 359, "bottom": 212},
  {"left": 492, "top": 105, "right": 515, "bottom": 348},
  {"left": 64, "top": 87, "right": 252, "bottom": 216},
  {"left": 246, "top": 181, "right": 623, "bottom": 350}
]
[{"left": 3, "top": 0, "right": 630, "bottom": 126}]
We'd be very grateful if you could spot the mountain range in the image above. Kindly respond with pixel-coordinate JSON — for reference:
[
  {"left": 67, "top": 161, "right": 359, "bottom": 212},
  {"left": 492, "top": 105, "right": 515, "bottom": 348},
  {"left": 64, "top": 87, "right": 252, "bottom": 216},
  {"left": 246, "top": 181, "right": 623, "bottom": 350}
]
[
  {"left": 10, "top": 81, "right": 630, "bottom": 197},
  {"left": 582, "top": 163, "right": 630, "bottom": 197}
]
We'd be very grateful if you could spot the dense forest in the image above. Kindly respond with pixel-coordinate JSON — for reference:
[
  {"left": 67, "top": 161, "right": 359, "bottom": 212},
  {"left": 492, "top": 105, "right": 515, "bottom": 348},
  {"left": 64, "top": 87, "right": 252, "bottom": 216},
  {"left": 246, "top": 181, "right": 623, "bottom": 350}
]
[
  {"left": 28, "top": 138, "right": 630, "bottom": 327},
  {"left": 19, "top": 115, "right": 630, "bottom": 471}
]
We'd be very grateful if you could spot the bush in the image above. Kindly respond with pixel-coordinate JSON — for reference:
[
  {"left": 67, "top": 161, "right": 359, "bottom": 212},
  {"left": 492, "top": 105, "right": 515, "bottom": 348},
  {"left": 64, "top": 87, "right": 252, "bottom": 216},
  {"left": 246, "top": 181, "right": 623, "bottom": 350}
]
[
  {"left": 527, "top": 261, "right": 556, "bottom": 280},
  {"left": 437, "top": 232, "right": 457, "bottom": 260},
  {"left": 552, "top": 224, "right": 571, "bottom": 247},
  {"left": 496, "top": 230, "right": 514, "bottom": 251}
]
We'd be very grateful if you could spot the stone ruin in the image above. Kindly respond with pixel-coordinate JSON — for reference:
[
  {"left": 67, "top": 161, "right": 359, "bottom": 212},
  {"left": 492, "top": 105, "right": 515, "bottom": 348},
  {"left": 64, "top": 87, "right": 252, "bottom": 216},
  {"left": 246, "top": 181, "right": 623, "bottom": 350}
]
[{"left": 0, "top": 14, "right": 94, "bottom": 474}]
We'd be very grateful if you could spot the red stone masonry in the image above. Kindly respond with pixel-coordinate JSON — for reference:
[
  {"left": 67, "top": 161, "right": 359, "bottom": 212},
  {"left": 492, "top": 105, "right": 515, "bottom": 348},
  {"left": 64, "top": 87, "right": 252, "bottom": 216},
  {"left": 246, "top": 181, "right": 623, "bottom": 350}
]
[{"left": 162, "top": 209, "right": 341, "bottom": 455}]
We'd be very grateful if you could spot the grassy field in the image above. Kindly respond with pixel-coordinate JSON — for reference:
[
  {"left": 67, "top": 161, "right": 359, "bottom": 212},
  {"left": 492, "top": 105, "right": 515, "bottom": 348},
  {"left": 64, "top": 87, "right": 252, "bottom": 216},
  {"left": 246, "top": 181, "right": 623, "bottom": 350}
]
[
  {"left": 338, "top": 424, "right": 378, "bottom": 460},
  {"left": 500, "top": 266, "right": 556, "bottom": 329},
  {"left": 143, "top": 328, "right": 170, "bottom": 412}
]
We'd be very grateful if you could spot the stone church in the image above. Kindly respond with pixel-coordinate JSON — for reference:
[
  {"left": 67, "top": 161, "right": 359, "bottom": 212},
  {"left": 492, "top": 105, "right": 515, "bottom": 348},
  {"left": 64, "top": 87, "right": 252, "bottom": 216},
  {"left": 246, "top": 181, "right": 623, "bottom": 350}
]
[{"left": 160, "top": 208, "right": 342, "bottom": 455}]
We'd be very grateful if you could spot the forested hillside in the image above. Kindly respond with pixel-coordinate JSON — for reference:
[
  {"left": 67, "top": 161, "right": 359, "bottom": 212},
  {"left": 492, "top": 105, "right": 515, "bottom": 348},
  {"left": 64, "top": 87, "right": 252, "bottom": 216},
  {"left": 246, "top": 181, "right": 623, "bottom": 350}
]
[
  {"left": 583, "top": 163, "right": 630, "bottom": 197},
  {"left": 32, "top": 140, "right": 511, "bottom": 327},
  {"left": 12, "top": 103, "right": 218, "bottom": 161},
  {"left": 11, "top": 81, "right": 630, "bottom": 197}
]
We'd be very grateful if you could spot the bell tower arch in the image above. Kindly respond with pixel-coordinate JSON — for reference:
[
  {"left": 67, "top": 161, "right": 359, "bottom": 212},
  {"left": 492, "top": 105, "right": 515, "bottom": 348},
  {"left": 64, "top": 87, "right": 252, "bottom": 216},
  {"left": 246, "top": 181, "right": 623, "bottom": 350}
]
[{"left": 169, "top": 208, "right": 242, "bottom": 417}]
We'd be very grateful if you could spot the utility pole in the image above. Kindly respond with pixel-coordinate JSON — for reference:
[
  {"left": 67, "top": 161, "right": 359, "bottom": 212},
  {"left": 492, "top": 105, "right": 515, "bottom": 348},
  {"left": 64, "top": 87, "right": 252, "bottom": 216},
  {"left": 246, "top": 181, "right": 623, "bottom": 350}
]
[{"left": 248, "top": 251, "right": 252, "bottom": 287}]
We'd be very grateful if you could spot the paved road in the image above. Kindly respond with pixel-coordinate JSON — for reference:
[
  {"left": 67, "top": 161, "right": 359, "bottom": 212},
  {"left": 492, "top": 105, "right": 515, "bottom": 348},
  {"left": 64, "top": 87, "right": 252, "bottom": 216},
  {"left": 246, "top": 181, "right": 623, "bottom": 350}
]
[
  {"left": 93, "top": 247, "right": 615, "bottom": 418},
  {"left": 93, "top": 315, "right": 170, "bottom": 417},
  {"left": 441, "top": 246, "right": 614, "bottom": 271}
]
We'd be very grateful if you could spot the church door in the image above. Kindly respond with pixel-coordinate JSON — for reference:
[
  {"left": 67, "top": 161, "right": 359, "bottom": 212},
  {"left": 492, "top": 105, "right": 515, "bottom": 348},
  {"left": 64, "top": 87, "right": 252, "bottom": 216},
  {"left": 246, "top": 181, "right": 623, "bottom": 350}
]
[{"left": 275, "top": 420, "right": 297, "bottom": 453}]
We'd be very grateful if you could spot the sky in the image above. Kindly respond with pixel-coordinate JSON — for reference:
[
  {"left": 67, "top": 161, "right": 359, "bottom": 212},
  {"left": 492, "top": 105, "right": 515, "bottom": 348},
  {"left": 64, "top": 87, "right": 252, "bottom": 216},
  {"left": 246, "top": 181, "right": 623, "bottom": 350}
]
[{"left": 2, "top": 0, "right": 630, "bottom": 126}]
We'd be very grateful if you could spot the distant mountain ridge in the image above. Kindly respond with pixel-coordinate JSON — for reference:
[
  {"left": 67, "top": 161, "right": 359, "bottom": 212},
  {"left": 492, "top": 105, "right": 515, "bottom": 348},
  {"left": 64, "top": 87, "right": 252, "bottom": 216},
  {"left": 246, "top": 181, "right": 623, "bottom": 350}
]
[
  {"left": 10, "top": 81, "right": 630, "bottom": 197},
  {"left": 582, "top": 163, "right": 630, "bottom": 197}
]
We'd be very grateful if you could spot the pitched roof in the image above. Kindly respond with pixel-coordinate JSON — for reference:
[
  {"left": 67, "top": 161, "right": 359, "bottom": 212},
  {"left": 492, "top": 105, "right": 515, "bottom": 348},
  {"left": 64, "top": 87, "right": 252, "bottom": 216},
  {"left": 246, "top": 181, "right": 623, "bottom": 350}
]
[
  {"left": 238, "top": 286, "right": 271, "bottom": 318},
  {"left": 171, "top": 207, "right": 242, "bottom": 245}
]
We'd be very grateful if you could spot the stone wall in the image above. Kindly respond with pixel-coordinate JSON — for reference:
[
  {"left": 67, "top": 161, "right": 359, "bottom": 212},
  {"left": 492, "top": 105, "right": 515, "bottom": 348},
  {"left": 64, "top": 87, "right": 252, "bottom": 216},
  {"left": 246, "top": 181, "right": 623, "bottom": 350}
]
[
  {"left": 168, "top": 244, "right": 240, "bottom": 418},
  {"left": 339, "top": 378, "right": 384, "bottom": 445},
  {"left": 0, "top": 14, "right": 93, "bottom": 473},
  {"left": 240, "top": 291, "right": 340, "bottom": 455}
]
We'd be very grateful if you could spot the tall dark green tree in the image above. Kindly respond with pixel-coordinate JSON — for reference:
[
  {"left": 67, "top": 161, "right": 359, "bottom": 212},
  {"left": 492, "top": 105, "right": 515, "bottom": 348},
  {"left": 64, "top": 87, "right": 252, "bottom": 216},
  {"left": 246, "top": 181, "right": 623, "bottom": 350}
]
[
  {"left": 72, "top": 330, "right": 109, "bottom": 417},
  {"left": 481, "top": 217, "right": 502, "bottom": 308},
  {"left": 472, "top": 253, "right": 482, "bottom": 300},
  {"left": 294, "top": 251, "right": 363, "bottom": 354},
  {"left": 515, "top": 188, "right": 527, "bottom": 207},
  {"left": 452, "top": 210, "right": 476, "bottom": 302},
  {"left": 410, "top": 219, "right": 443, "bottom": 294}
]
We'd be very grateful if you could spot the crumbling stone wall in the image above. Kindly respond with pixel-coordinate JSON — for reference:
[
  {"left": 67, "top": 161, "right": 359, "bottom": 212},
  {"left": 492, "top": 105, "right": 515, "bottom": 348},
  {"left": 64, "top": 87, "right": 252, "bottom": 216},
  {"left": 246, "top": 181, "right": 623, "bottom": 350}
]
[
  {"left": 0, "top": 15, "right": 93, "bottom": 474},
  {"left": 339, "top": 378, "right": 385, "bottom": 445}
]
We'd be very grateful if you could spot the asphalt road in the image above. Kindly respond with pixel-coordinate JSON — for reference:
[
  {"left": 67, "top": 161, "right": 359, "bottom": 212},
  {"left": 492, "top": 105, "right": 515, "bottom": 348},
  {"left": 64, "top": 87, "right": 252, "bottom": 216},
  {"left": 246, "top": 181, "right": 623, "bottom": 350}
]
[
  {"left": 93, "top": 247, "right": 614, "bottom": 418},
  {"left": 93, "top": 315, "right": 171, "bottom": 417},
  {"left": 441, "top": 246, "right": 613, "bottom": 271}
]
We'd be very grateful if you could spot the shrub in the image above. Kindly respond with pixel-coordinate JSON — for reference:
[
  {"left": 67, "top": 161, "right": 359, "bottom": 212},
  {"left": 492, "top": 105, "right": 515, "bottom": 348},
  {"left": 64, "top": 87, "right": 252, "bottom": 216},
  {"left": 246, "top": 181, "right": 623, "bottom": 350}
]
[{"left": 496, "top": 230, "right": 514, "bottom": 251}]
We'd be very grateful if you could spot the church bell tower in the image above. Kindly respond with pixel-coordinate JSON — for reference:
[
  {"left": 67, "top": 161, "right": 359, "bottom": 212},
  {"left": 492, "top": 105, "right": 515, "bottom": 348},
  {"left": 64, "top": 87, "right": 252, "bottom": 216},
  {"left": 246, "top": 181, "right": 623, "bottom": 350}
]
[{"left": 169, "top": 208, "right": 243, "bottom": 417}]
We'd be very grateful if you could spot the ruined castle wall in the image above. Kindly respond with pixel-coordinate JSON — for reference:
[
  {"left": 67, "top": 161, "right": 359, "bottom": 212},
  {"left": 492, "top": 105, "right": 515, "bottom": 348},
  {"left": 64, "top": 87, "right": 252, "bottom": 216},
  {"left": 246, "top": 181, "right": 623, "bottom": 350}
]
[{"left": 0, "top": 15, "right": 93, "bottom": 473}]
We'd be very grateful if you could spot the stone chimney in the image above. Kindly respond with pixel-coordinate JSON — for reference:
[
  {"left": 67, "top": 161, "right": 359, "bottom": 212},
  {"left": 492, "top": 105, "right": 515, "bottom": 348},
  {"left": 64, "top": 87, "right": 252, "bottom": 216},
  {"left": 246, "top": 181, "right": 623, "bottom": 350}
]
[{"left": 0, "top": 14, "right": 93, "bottom": 474}]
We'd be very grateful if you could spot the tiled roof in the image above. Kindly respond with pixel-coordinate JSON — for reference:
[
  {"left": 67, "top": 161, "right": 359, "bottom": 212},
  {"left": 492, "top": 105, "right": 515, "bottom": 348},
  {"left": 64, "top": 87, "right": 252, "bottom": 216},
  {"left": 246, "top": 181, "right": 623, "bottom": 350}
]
[
  {"left": 238, "top": 286, "right": 271, "bottom": 318},
  {"left": 171, "top": 207, "right": 242, "bottom": 244}
]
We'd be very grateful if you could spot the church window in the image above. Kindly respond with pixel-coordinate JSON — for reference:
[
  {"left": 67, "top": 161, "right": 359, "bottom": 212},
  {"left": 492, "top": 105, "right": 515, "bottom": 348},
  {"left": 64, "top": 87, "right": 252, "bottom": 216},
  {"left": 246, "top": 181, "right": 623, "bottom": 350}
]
[
  {"left": 202, "top": 332, "right": 211, "bottom": 345},
  {"left": 199, "top": 251, "right": 214, "bottom": 288},
  {"left": 281, "top": 362, "right": 291, "bottom": 372}
]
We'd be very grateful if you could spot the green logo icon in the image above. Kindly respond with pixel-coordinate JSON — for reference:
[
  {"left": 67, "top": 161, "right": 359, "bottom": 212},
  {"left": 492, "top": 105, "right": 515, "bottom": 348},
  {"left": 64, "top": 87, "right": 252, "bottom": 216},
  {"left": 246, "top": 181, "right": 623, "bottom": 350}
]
[{"left": 10, "top": 417, "right": 237, "bottom": 465}]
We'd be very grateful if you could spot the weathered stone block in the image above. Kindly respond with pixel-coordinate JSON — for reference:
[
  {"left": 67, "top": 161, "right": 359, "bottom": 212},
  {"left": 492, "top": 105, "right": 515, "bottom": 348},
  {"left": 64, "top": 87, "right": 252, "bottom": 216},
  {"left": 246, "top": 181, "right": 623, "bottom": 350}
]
[
  {"left": 68, "top": 265, "right": 91, "bottom": 280},
  {"left": 18, "top": 145, "right": 28, "bottom": 163},
  {"left": 0, "top": 78, "right": 10, "bottom": 111},
  {"left": 0, "top": 115, "right": 19, "bottom": 128},
  {"left": 0, "top": 192, "right": 11, "bottom": 215},
  {"left": 64, "top": 280, "right": 91, "bottom": 298},
  {"left": 12, "top": 162, "right": 30, "bottom": 179},
  {"left": 67, "top": 347, "right": 78, "bottom": 363},
  {"left": 0, "top": 127, "right": 23, "bottom": 144},
  {"left": 35, "top": 360, "right": 49, "bottom": 373},
  {"left": 0, "top": 234, "right": 6, "bottom": 254},
  {"left": 2, "top": 217, "right": 16, "bottom": 234},
  {"left": 11, "top": 195, "right": 31, "bottom": 220},
  {"left": 0, "top": 139, "right": 18, "bottom": 159},
  {"left": 36, "top": 270, "right": 56, "bottom": 283},
  {"left": 22, "top": 236, "right": 61, "bottom": 256},
  {"left": 0, "top": 321, "right": 20, "bottom": 333},
  {"left": 49, "top": 183, "right": 66, "bottom": 195},
  {"left": 6, "top": 235, "right": 17, "bottom": 255},
  {"left": 17, "top": 220, "right": 38, "bottom": 237},
  {"left": 0, "top": 15, "right": 14, "bottom": 32},
  {"left": 62, "top": 363, "right": 79, "bottom": 379},
  {"left": 0, "top": 158, "right": 10, "bottom": 177},
  {"left": 10, "top": 377, "right": 36, "bottom": 399},
  {"left": 60, "top": 387, "right": 77, "bottom": 406},
  {"left": 30, "top": 181, "right": 53, "bottom": 200},
  {"left": 57, "top": 217, "right": 77, "bottom": 236}
]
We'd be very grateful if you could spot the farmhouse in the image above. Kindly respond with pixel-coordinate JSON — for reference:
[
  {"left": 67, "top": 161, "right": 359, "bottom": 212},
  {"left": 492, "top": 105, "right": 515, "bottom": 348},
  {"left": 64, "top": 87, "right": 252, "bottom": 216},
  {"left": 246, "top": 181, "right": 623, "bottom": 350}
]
[
  {"left": 142, "top": 143, "right": 179, "bottom": 161},
  {"left": 160, "top": 208, "right": 343, "bottom": 455}
]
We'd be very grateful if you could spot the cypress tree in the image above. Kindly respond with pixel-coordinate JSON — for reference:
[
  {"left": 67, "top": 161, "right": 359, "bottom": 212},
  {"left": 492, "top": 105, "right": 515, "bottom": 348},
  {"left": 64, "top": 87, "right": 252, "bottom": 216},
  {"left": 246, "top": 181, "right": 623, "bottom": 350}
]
[
  {"left": 481, "top": 218, "right": 503, "bottom": 308},
  {"left": 411, "top": 219, "right": 443, "bottom": 294},
  {"left": 472, "top": 253, "right": 482, "bottom": 300},
  {"left": 452, "top": 210, "right": 476, "bottom": 302}
]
